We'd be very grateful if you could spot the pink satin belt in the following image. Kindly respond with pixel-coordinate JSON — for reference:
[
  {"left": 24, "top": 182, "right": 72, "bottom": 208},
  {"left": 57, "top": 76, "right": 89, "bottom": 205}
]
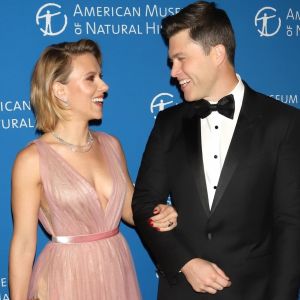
[{"left": 52, "top": 228, "right": 119, "bottom": 244}]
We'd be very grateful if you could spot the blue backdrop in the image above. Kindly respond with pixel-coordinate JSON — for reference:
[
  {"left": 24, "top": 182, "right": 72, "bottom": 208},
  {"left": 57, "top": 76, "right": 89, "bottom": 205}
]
[{"left": 0, "top": 1, "right": 299, "bottom": 299}]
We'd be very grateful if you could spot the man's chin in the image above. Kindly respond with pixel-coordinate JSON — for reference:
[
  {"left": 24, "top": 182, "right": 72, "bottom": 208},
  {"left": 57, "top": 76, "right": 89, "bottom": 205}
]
[
  {"left": 183, "top": 92, "right": 200, "bottom": 103},
  {"left": 184, "top": 97, "right": 199, "bottom": 103}
]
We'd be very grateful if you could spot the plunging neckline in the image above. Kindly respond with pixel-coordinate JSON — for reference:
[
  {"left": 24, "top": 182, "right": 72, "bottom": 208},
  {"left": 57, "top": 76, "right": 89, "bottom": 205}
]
[{"left": 38, "top": 133, "right": 114, "bottom": 213}]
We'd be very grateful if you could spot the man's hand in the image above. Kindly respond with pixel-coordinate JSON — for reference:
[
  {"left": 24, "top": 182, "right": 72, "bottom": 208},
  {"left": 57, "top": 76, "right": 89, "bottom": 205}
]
[{"left": 181, "top": 258, "right": 231, "bottom": 294}]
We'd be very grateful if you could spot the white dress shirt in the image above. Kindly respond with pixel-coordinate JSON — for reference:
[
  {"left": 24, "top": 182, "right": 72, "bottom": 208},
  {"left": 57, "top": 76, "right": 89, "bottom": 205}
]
[{"left": 201, "top": 75, "right": 245, "bottom": 209}]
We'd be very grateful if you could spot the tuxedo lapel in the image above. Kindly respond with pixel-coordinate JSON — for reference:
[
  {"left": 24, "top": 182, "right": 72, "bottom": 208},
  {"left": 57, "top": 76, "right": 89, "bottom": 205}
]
[
  {"left": 210, "top": 85, "right": 264, "bottom": 214},
  {"left": 183, "top": 114, "right": 210, "bottom": 217}
]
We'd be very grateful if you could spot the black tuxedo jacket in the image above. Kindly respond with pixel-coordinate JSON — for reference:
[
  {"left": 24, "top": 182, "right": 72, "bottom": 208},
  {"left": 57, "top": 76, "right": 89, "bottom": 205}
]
[{"left": 132, "top": 84, "right": 300, "bottom": 300}]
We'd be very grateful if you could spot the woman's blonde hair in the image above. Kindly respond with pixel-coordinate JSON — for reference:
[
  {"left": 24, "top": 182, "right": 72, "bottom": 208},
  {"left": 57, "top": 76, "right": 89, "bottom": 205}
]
[{"left": 30, "top": 39, "right": 102, "bottom": 132}]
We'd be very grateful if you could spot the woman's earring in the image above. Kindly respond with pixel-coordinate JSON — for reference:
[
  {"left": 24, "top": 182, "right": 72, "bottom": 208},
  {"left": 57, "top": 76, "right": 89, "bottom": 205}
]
[
  {"left": 56, "top": 95, "right": 69, "bottom": 107},
  {"left": 61, "top": 97, "right": 68, "bottom": 104}
]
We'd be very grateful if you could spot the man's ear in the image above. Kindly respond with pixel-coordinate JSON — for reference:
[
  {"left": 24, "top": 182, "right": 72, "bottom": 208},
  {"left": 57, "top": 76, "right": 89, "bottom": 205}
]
[
  {"left": 213, "top": 44, "right": 226, "bottom": 66},
  {"left": 52, "top": 82, "right": 67, "bottom": 103}
]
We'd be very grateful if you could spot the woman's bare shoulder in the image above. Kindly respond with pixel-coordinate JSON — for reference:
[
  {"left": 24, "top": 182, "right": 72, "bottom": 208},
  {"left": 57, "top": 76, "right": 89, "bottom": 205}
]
[{"left": 13, "top": 142, "right": 40, "bottom": 174}]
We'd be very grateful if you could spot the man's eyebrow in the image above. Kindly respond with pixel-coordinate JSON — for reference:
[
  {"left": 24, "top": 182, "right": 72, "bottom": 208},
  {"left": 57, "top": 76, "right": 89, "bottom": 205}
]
[{"left": 169, "top": 52, "right": 184, "bottom": 60}]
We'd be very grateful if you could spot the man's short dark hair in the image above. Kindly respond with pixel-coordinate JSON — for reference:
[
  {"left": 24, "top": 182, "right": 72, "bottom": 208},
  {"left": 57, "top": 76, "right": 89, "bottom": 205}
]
[{"left": 161, "top": 1, "right": 236, "bottom": 65}]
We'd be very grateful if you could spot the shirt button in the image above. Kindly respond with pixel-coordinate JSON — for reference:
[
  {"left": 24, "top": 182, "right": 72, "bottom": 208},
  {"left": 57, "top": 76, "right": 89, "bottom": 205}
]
[
  {"left": 215, "top": 125, "right": 219, "bottom": 129},
  {"left": 213, "top": 186, "right": 217, "bottom": 189},
  {"left": 207, "top": 232, "right": 212, "bottom": 240},
  {"left": 214, "top": 155, "right": 218, "bottom": 159}
]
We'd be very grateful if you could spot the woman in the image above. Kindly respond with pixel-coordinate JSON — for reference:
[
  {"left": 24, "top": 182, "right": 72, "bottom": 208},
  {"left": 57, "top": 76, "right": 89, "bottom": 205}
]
[{"left": 9, "top": 39, "right": 177, "bottom": 300}]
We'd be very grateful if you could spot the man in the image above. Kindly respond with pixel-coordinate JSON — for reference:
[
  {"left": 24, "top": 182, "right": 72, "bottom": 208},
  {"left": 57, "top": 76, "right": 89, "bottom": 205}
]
[{"left": 132, "top": 1, "right": 300, "bottom": 299}]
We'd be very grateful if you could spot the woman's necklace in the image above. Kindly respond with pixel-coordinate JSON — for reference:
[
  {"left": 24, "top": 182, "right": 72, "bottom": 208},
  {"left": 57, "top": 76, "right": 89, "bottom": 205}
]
[{"left": 51, "top": 130, "right": 94, "bottom": 153}]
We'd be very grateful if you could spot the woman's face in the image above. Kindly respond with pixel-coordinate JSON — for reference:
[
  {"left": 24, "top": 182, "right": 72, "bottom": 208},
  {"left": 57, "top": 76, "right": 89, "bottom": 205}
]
[{"left": 63, "top": 53, "right": 109, "bottom": 122}]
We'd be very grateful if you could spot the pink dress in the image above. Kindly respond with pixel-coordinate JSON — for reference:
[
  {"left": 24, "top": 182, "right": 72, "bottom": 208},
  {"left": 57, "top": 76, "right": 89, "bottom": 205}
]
[{"left": 28, "top": 132, "right": 141, "bottom": 300}]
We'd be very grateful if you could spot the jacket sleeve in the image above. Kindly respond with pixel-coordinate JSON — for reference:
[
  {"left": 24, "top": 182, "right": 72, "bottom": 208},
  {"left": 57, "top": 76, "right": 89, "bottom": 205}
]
[
  {"left": 132, "top": 112, "right": 195, "bottom": 283},
  {"left": 268, "top": 109, "right": 300, "bottom": 299}
]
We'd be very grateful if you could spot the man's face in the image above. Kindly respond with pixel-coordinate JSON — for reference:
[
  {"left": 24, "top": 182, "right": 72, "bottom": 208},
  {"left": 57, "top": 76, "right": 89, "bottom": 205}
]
[{"left": 168, "top": 29, "right": 218, "bottom": 102}]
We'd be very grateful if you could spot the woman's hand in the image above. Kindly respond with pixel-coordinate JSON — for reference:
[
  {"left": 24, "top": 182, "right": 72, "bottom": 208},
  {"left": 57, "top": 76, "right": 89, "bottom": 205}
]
[{"left": 148, "top": 204, "right": 178, "bottom": 231}]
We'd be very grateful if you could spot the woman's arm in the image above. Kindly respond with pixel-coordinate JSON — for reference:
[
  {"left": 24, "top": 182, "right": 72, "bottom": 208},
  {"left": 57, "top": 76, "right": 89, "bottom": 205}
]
[
  {"left": 9, "top": 144, "right": 41, "bottom": 300},
  {"left": 109, "top": 136, "right": 177, "bottom": 229}
]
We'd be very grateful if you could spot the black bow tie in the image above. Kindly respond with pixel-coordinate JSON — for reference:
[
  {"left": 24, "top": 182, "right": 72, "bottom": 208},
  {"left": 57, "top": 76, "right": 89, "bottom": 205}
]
[{"left": 193, "top": 94, "right": 235, "bottom": 119}]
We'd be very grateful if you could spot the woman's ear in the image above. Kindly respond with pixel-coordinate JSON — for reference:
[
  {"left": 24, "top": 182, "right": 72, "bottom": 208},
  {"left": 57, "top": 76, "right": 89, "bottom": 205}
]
[{"left": 52, "top": 82, "right": 68, "bottom": 104}]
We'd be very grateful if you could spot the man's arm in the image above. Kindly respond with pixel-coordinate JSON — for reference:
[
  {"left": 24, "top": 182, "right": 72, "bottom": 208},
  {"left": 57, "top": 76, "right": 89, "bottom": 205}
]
[
  {"left": 132, "top": 112, "right": 195, "bottom": 282},
  {"left": 269, "top": 109, "right": 300, "bottom": 299}
]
